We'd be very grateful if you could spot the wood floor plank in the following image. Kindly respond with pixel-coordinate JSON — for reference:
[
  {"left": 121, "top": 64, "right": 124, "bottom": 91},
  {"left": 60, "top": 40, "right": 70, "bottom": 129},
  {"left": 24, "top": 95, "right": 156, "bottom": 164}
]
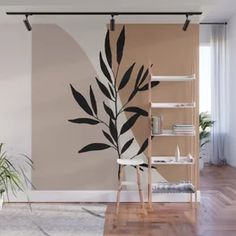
[{"left": 104, "top": 164, "right": 236, "bottom": 236}]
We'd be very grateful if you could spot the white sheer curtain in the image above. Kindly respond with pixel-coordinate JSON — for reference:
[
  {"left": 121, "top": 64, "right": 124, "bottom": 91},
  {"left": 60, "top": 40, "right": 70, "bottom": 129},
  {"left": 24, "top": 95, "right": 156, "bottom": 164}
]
[{"left": 210, "top": 24, "right": 229, "bottom": 165}]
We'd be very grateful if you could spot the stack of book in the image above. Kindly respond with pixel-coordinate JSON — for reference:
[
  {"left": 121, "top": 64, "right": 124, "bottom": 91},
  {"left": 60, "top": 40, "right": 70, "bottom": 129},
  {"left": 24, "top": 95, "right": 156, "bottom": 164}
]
[{"left": 173, "top": 124, "right": 195, "bottom": 135}]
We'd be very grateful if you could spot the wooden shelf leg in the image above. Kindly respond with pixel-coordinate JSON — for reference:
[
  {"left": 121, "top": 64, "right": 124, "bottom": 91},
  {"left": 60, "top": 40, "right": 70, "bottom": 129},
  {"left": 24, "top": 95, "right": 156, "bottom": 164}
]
[
  {"left": 136, "top": 165, "right": 146, "bottom": 214},
  {"left": 116, "top": 165, "right": 123, "bottom": 215}
]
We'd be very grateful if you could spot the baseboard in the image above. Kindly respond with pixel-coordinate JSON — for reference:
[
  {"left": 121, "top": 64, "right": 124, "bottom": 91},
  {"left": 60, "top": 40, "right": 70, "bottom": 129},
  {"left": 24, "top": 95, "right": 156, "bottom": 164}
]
[{"left": 6, "top": 190, "right": 200, "bottom": 203}]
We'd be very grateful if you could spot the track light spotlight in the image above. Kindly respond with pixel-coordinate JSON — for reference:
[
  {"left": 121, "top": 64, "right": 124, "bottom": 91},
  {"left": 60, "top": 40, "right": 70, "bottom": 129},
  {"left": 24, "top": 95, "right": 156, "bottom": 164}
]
[
  {"left": 110, "top": 15, "right": 115, "bottom": 31},
  {"left": 183, "top": 14, "right": 190, "bottom": 31},
  {"left": 23, "top": 15, "right": 32, "bottom": 31}
]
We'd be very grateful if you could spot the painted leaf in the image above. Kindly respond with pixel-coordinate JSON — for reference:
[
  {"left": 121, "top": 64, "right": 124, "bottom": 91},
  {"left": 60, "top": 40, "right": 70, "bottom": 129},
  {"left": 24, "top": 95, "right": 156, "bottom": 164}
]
[
  {"left": 105, "top": 30, "right": 112, "bottom": 68},
  {"left": 120, "top": 114, "right": 140, "bottom": 135},
  {"left": 140, "top": 163, "right": 157, "bottom": 169},
  {"left": 118, "top": 62, "right": 135, "bottom": 90},
  {"left": 138, "top": 68, "right": 149, "bottom": 86},
  {"left": 79, "top": 143, "right": 111, "bottom": 153},
  {"left": 132, "top": 165, "right": 144, "bottom": 171},
  {"left": 89, "top": 86, "right": 97, "bottom": 115},
  {"left": 103, "top": 102, "right": 115, "bottom": 120},
  {"left": 151, "top": 81, "right": 160, "bottom": 88},
  {"left": 108, "top": 83, "right": 115, "bottom": 98},
  {"left": 139, "top": 83, "right": 149, "bottom": 91},
  {"left": 124, "top": 107, "right": 148, "bottom": 117},
  {"left": 109, "top": 118, "right": 118, "bottom": 142},
  {"left": 99, "top": 52, "right": 112, "bottom": 84},
  {"left": 139, "top": 64, "right": 153, "bottom": 86},
  {"left": 121, "top": 138, "right": 134, "bottom": 154},
  {"left": 117, "top": 26, "right": 125, "bottom": 64},
  {"left": 95, "top": 77, "right": 112, "bottom": 100},
  {"left": 139, "top": 81, "right": 160, "bottom": 91},
  {"left": 70, "top": 84, "right": 93, "bottom": 116},
  {"left": 128, "top": 89, "right": 138, "bottom": 102},
  {"left": 68, "top": 118, "right": 99, "bottom": 125},
  {"left": 137, "top": 138, "right": 148, "bottom": 155},
  {"left": 140, "top": 163, "right": 149, "bottom": 168},
  {"left": 102, "top": 130, "right": 115, "bottom": 145},
  {"left": 134, "top": 65, "right": 144, "bottom": 88}
]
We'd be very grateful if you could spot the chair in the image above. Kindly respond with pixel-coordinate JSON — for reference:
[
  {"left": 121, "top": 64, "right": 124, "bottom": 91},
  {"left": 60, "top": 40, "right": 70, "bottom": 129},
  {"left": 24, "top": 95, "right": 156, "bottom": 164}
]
[{"left": 116, "top": 158, "right": 146, "bottom": 214}]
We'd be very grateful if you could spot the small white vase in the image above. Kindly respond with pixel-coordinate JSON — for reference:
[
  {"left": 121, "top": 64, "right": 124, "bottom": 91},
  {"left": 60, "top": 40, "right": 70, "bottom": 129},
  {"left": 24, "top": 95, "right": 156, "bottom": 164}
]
[{"left": 175, "top": 145, "right": 180, "bottom": 162}]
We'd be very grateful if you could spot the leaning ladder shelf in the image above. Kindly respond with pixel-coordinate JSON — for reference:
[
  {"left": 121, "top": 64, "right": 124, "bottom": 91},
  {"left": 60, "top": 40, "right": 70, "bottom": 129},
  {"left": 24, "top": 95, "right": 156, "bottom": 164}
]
[{"left": 147, "top": 72, "right": 198, "bottom": 209}]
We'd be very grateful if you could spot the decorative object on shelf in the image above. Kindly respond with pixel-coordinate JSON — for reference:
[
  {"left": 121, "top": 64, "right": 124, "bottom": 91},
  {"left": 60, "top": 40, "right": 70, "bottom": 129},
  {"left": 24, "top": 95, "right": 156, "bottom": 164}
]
[
  {"left": 175, "top": 145, "right": 180, "bottom": 162},
  {"left": 68, "top": 26, "right": 160, "bottom": 179},
  {"left": 152, "top": 116, "right": 163, "bottom": 134},
  {"left": 152, "top": 181, "right": 195, "bottom": 193},
  {"left": 0, "top": 143, "right": 34, "bottom": 210},
  {"left": 173, "top": 124, "right": 195, "bottom": 135},
  {"left": 199, "top": 112, "right": 215, "bottom": 171}
]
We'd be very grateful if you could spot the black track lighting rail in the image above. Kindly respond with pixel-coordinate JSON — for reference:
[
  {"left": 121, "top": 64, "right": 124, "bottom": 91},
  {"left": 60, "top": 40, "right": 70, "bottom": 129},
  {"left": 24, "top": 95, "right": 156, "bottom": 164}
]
[
  {"left": 6, "top": 11, "right": 202, "bottom": 16},
  {"left": 200, "top": 22, "right": 227, "bottom": 25},
  {"left": 7, "top": 11, "right": 202, "bottom": 32}
]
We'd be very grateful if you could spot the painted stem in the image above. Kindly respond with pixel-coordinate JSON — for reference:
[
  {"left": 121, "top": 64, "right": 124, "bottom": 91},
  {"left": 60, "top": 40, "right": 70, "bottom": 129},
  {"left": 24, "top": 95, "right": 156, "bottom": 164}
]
[
  {"left": 94, "top": 115, "right": 109, "bottom": 129},
  {"left": 113, "top": 63, "right": 122, "bottom": 180}
]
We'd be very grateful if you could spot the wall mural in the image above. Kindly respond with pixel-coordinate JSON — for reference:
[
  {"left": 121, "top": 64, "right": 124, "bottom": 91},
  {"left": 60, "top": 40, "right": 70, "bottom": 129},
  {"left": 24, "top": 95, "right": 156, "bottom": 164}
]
[{"left": 69, "top": 26, "right": 160, "bottom": 179}]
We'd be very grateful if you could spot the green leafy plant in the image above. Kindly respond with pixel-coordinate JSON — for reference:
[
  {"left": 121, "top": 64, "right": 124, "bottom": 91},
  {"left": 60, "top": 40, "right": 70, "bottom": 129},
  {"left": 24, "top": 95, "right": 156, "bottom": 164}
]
[
  {"left": 69, "top": 26, "right": 159, "bottom": 179},
  {"left": 0, "top": 143, "right": 34, "bottom": 200},
  {"left": 199, "top": 112, "right": 215, "bottom": 158}
]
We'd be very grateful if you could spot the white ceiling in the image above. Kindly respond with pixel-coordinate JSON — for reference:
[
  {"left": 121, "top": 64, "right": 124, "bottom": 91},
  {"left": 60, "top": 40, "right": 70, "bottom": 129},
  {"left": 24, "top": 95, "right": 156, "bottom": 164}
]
[{"left": 0, "top": 0, "right": 236, "bottom": 23}]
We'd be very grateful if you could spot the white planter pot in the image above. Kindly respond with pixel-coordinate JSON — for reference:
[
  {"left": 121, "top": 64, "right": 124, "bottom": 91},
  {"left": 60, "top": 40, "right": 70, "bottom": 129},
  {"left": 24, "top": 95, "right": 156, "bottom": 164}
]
[{"left": 0, "top": 195, "right": 3, "bottom": 210}]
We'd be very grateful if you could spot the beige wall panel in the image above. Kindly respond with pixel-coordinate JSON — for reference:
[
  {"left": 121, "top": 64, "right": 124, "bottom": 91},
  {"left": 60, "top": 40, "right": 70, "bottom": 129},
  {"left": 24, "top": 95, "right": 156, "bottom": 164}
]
[
  {"left": 32, "top": 24, "right": 199, "bottom": 190},
  {"left": 32, "top": 25, "right": 118, "bottom": 190},
  {"left": 112, "top": 24, "right": 199, "bottom": 184}
]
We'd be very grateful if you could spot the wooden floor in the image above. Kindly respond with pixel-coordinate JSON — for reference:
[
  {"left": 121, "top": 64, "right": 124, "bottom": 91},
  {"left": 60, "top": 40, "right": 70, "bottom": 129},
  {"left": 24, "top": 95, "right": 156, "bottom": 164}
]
[{"left": 104, "top": 164, "right": 236, "bottom": 236}]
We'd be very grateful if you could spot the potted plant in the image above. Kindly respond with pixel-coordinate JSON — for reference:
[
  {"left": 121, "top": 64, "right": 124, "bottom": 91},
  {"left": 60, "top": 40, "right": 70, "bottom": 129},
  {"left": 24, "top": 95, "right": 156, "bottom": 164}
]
[
  {"left": 199, "top": 112, "right": 215, "bottom": 171},
  {"left": 0, "top": 143, "right": 33, "bottom": 209}
]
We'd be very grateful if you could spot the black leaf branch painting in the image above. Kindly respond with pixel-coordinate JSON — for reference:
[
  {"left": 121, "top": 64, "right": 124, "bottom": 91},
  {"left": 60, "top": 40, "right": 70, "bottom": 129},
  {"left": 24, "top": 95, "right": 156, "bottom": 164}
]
[{"left": 69, "top": 26, "right": 160, "bottom": 178}]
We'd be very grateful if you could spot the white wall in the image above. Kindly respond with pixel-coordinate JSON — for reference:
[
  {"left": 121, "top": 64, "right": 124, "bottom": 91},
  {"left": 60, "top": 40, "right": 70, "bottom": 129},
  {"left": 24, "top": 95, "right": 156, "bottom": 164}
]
[
  {"left": 228, "top": 14, "right": 236, "bottom": 167},
  {"left": 0, "top": 20, "right": 166, "bottom": 200},
  {"left": 0, "top": 24, "right": 31, "bottom": 158}
]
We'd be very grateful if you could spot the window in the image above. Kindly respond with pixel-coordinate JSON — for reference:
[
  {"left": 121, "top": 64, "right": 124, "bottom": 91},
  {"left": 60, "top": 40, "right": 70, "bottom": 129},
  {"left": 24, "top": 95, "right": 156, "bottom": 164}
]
[{"left": 199, "top": 45, "right": 211, "bottom": 113}]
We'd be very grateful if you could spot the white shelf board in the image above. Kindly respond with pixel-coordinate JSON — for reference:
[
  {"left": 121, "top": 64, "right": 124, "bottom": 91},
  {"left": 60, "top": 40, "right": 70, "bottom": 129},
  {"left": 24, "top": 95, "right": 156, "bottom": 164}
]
[
  {"left": 151, "top": 102, "right": 195, "bottom": 109},
  {"left": 151, "top": 156, "right": 194, "bottom": 165},
  {"left": 152, "top": 130, "right": 195, "bottom": 137},
  {"left": 152, "top": 181, "right": 195, "bottom": 186},
  {"left": 151, "top": 74, "right": 195, "bottom": 82},
  {"left": 121, "top": 181, "right": 137, "bottom": 186}
]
